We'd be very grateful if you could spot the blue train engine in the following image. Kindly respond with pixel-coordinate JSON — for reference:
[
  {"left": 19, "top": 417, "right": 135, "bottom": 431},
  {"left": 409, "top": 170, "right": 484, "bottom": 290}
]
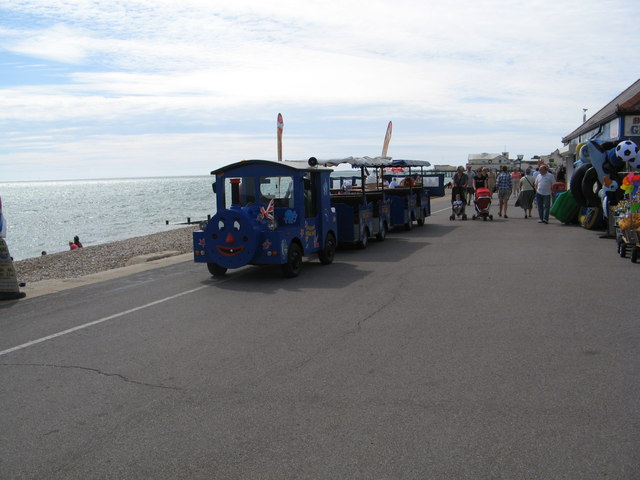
[{"left": 193, "top": 160, "right": 337, "bottom": 278}]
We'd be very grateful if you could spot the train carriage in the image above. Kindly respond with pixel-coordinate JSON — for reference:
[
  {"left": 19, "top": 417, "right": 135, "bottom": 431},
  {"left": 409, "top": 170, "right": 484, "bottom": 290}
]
[
  {"left": 311, "top": 156, "right": 392, "bottom": 245},
  {"left": 383, "top": 159, "right": 433, "bottom": 230}
]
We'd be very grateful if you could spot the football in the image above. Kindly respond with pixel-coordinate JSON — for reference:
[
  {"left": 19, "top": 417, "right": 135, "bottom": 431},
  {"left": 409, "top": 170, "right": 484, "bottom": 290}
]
[{"left": 615, "top": 140, "right": 639, "bottom": 167}]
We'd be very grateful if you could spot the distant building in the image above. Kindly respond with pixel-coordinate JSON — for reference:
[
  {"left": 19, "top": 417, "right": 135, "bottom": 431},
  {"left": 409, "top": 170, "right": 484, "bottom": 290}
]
[
  {"left": 468, "top": 152, "right": 543, "bottom": 172},
  {"left": 431, "top": 165, "right": 458, "bottom": 172},
  {"left": 467, "top": 152, "right": 510, "bottom": 168}
]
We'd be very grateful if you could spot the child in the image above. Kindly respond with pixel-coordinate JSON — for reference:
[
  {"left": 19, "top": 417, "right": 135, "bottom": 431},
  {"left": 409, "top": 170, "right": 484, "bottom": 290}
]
[{"left": 452, "top": 194, "right": 465, "bottom": 215}]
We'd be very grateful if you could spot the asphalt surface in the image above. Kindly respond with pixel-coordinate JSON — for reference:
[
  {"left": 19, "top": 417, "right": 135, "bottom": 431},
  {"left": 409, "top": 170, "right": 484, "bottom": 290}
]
[{"left": 1, "top": 195, "right": 639, "bottom": 479}]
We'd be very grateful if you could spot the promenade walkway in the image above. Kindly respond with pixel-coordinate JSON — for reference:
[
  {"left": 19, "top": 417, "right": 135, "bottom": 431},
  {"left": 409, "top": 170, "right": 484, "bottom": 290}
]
[{"left": 1, "top": 193, "right": 638, "bottom": 479}]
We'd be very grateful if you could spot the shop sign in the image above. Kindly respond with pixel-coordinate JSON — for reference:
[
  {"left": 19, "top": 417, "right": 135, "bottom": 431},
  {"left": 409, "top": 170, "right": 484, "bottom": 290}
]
[{"left": 624, "top": 115, "right": 640, "bottom": 136}]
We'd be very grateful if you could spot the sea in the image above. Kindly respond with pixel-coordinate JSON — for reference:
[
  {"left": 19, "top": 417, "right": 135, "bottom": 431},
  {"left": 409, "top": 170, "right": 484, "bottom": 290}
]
[{"left": 0, "top": 176, "right": 217, "bottom": 261}]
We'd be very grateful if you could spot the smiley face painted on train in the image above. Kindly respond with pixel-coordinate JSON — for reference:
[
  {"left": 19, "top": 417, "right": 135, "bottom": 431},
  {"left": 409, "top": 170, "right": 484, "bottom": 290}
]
[{"left": 206, "top": 209, "right": 257, "bottom": 269}]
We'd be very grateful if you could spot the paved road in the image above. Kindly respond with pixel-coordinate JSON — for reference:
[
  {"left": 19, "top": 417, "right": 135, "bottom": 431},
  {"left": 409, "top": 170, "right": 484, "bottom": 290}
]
[{"left": 1, "top": 196, "right": 639, "bottom": 479}]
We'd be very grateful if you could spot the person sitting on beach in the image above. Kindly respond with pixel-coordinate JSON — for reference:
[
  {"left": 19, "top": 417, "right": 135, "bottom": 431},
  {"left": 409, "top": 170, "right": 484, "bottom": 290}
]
[
  {"left": 69, "top": 241, "right": 79, "bottom": 250},
  {"left": 73, "top": 235, "right": 83, "bottom": 248}
]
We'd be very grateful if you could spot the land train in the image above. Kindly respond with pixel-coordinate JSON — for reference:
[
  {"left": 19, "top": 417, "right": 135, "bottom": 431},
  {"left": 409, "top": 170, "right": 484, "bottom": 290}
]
[{"left": 193, "top": 157, "right": 442, "bottom": 278}]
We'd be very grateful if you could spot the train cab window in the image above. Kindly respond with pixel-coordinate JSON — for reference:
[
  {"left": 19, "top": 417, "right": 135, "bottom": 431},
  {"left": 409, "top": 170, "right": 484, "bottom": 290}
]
[
  {"left": 260, "top": 176, "right": 294, "bottom": 208},
  {"left": 224, "top": 177, "right": 256, "bottom": 208}
]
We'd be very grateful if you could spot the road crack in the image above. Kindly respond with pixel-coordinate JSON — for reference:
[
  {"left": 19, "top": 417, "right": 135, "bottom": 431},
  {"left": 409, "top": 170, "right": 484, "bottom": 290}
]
[
  {"left": 0, "top": 363, "right": 182, "bottom": 391},
  {"left": 295, "top": 297, "right": 398, "bottom": 370}
]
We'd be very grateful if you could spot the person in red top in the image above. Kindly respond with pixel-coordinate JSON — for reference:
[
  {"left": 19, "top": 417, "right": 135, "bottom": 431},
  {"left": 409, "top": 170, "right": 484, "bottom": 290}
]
[
  {"left": 511, "top": 169, "right": 522, "bottom": 197},
  {"left": 551, "top": 180, "right": 566, "bottom": 204},
  {"left": 399, "top": 176, "right": 416, "bottom": 187}
]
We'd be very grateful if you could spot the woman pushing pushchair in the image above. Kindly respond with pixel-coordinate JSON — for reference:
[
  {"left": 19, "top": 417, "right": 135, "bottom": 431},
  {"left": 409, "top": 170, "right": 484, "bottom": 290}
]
[{"left": 450, "top": 166, "right": 468, "bottom": 220}]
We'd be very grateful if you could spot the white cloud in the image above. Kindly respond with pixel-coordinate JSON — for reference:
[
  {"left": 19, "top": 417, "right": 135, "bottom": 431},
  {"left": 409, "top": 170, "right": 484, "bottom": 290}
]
[
  {"left": 5, "top": 23, "right": 96, "bottom": 64},
  {"left": 0, "top": 0, "right": 638, "bottom": 180}
]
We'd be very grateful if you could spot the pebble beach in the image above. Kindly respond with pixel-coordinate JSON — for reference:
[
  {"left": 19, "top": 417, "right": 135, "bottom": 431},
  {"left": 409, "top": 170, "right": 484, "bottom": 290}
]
[{"left": 13, "top": 226, "right": 198, "bottom": 284}]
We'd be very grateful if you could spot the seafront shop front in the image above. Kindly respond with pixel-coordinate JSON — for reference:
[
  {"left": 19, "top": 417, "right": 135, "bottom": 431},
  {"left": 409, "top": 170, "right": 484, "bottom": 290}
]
[
  {"left": 613, "top": 174, "right": 640, "bottom": 263},
  {"left": 543, "top": 79, "right": 640, "bottom": 238}
]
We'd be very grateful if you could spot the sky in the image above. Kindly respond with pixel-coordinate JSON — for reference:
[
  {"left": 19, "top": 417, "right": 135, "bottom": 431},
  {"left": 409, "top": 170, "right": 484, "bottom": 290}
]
[{"left": 1, "top": 0, "right": 638, "bottom": 181}]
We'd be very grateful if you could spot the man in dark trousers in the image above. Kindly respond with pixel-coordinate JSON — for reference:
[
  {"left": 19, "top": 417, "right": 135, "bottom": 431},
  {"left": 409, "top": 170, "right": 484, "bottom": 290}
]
[
  {"left": 464, "top": 164, "right": 476, "bottom": 205},
  {"left": 452, "top": 166, "right": 468, "bottom": 205}
]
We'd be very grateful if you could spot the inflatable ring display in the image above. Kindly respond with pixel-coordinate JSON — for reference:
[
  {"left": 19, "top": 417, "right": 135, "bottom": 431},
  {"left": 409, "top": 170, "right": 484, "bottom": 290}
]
[
  {"left": 581, "top": 166, "right": 602, "bottom": 208},
  {"left": 569, "top": 162, "right": 591, "bottom": 206},
  {"left": 579, "top": 207, "right": 603, "bottom": 230},
  {"left": 574, "top": 142, "right": 586, "bottom": 162}
]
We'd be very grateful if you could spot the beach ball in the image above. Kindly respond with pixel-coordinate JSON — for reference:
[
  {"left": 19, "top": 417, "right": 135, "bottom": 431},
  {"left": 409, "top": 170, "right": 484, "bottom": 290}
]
[{"left": 615, "top": 140, "right": 639, "bottom": 167}]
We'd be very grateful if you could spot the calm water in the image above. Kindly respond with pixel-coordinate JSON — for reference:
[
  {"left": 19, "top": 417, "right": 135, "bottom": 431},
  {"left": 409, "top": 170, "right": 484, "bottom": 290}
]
[{"left": 1, "top": 176, "right": 217, "bottom": 261}]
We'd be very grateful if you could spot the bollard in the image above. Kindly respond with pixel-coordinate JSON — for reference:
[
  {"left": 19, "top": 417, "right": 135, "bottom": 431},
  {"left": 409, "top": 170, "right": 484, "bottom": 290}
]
[
  {"left": 166, "top": 220, "right": 169, "bottom": 225},
  {"left": 187, "top": 217, "right": 191, "bottom": 224}
]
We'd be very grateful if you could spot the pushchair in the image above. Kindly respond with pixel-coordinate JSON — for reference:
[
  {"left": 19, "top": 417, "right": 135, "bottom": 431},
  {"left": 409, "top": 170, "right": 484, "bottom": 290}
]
[
  {"left": 472, "top": 187, "right": 493, "bottom": 221},
  {"left": 449, "top": 186, "right": 467, "bottom": 220}
]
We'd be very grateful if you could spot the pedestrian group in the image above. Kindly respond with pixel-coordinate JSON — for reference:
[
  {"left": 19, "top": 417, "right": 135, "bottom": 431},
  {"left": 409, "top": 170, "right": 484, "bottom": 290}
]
[{"left": 452, "top": 164, "right": 565, "bottom": 224}]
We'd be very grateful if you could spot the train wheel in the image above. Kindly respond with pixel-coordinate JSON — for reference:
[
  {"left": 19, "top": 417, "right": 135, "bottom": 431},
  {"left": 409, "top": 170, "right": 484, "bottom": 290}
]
[
  {"left": 207, "top": 263, "right": 227, "bottom": 277},
  {"left": 318, "top": 232, "right": 336, "bottom": 265},
  {"left": 282, "top": 243, "right": 303, "bottom": 278}
]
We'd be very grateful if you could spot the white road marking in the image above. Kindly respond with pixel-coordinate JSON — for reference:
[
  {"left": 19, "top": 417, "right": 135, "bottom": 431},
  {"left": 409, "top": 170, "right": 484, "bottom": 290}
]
[
  {"left": 3, "top": 200, "right": 451, "bottom": 357},
  {"left": 431, "top": 206, "right": 451, "bottom": 214},
  {"left": 0, "top": 285, "right": 208, "bottom": 357}
]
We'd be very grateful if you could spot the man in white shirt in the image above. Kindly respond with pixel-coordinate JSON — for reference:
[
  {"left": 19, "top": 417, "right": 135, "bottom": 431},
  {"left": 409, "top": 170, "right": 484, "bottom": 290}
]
[
  {"left": 534, "top": 164, "right": 555, "bottom": 224},
  {"left": 365, "top": 168, "right": 379, "bottom": 189}
]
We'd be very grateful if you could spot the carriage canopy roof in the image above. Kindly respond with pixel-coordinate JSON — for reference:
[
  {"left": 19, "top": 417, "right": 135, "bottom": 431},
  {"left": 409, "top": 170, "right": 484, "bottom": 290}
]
[
  {"left": 308, "top": 156, "right": 431, "bottom": 168},
  {"left": 210, "top": 159, "right": 332, "bottom": 176}
]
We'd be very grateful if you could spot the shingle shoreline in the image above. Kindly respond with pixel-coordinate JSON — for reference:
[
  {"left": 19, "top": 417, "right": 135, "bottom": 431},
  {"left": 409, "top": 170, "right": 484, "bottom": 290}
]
[{"left": 13, "top": 226, "right": 198, "bottom": 284}]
